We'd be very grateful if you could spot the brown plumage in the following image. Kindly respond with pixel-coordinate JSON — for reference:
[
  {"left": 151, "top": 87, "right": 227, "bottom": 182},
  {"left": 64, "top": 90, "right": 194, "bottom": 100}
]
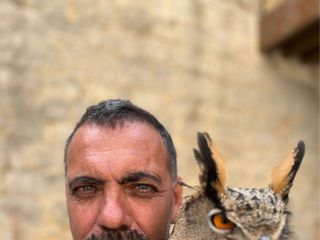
[
  {"left": 271, "top": 141, "right": 305, "bottom": 201},
  {"left": 170, "top": 132, "right": 305, "bottom": 240},
  {"left": 194, "top": 132, "right": 226, "bottom": 195}
]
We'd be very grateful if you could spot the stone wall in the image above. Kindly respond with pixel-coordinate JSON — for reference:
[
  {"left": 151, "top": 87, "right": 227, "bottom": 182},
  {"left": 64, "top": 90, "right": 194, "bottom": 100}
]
[{"left": 0, "top": 0, "right": 318, "bottom": 239}]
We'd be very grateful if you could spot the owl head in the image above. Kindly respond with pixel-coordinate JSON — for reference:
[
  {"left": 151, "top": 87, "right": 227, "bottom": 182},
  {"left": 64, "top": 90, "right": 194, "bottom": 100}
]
[{"left": 194, "top": 132, "right": 305, "bottom": 240}]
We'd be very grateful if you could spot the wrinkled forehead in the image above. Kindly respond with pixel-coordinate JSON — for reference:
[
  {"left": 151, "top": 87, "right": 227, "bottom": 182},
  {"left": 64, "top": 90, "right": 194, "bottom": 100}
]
[{"left": 222, "top": 188, "right": 285, "bottom": 226}]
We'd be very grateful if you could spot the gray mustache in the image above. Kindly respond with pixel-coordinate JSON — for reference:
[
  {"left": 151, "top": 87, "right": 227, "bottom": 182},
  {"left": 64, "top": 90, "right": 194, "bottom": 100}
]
[{"left": 86, "top": 229, "right": 149, "bottom": 240}]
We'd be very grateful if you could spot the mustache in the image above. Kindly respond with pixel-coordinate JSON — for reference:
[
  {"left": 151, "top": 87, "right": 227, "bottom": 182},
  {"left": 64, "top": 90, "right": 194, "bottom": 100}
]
[{"left": 86, "top": 228, "right": 149, "bottom": 240}]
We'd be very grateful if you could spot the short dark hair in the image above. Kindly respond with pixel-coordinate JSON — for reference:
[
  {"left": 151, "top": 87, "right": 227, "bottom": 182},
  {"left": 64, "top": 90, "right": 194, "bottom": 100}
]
[{"left": 64, "top": 99, "right": 177, "bottom": 179}]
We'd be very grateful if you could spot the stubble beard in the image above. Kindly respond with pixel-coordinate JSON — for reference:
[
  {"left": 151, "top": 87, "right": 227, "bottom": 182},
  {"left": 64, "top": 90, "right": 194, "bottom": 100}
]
[
  {"left": 85, "top": 226, "right": 172, "bottom": 240},
  {"left": 86, "top": 228, "right": 149, "bottom": 240}
]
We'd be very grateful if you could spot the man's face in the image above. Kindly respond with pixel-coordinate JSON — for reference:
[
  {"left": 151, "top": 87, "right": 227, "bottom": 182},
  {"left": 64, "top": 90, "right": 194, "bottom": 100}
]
[{"left": 65, "top": 122, "right": 182, "bottom": 240}]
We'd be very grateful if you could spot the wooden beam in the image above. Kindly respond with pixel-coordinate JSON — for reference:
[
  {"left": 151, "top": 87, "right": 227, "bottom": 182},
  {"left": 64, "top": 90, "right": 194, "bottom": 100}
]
[{"left": 260, "top": 0, "right": 319, "bottom": 54}]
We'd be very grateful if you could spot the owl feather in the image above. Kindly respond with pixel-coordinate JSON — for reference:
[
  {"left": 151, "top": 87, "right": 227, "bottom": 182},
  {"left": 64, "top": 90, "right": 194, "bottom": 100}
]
[
  {"left": 170, "top": 132, "right": 305, "bottom": 240},
  {"left": 193, "top": 132, "right": 227, "bottom": 209},
  {"left": 271, "top": 141, "right": 305, "bottom": 202}
]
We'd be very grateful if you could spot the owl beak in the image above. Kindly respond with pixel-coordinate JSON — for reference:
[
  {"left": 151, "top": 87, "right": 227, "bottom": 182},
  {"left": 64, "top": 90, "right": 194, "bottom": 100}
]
[{"left": 259, "top": 235, "right": 271, "bottom": 240}]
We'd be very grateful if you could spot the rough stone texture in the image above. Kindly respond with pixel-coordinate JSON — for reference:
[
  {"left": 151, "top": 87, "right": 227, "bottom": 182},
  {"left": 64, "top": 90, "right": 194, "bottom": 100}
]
[{"left": 0, "top": 0, "right": 318, "bottom": 239}]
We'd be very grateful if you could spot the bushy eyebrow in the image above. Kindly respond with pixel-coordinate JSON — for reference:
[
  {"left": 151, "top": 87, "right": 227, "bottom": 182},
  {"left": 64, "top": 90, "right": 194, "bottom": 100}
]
[
  {"left": 68, "top": 176, "right": 104, "bottom": 190},
  {"left": 118, "top": 171, "right": 162, "bottom": 185}
]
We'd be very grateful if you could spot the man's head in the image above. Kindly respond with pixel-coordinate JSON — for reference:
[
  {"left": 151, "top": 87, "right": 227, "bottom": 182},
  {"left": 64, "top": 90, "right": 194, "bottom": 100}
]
[
  {"left": 64, "top": 99, "right": 182, "bottom": 240},
  {"left": 64, "top": 99, "right": 177, "bottom": 180}
]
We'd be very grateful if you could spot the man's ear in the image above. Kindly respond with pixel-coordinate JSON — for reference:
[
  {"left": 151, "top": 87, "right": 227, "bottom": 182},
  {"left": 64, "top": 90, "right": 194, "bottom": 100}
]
[{"left": 171, "top": 177, "right": 183, "bottom": 224}]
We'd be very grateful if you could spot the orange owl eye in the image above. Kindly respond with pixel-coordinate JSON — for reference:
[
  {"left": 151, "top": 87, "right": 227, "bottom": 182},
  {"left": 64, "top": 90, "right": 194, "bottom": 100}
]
[
  {"left": 208, "top": 209, "right": 236, "bottom": 234},
  {"left": 211, "top": 213, "right": 235, "bottom": 230}
]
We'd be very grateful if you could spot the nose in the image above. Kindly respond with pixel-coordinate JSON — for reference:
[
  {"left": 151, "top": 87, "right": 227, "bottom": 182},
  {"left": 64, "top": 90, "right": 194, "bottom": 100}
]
[{"left": 96, "top": 189, "right": 132, "bottom": 230}]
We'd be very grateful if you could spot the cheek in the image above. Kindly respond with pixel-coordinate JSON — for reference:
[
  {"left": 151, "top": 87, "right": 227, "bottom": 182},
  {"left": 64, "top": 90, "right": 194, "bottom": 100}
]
[
  {"left": 131, "top": 196, "right": 174, "bottom": 238},
  {"left": 67, "top": 200, "right": 98, "bottom": 240}
]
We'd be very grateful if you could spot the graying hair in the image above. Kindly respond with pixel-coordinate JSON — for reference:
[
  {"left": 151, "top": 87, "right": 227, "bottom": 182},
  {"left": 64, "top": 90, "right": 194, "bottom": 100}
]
[{"left": 64, "top": 99, "right": 177, "bottom": 180}]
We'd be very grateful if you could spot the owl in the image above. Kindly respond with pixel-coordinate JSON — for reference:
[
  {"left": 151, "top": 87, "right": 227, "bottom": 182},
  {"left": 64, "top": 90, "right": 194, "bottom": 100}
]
[{"left": 170, "top": 132, "right": 305, "bottom": 240}]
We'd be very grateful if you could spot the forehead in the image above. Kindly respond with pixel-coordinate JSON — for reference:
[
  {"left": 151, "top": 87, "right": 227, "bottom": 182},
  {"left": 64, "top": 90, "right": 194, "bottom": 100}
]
[
  {"left": 223, "top": 188, "right": 285, "bottom": 227},
  {"left": 73, "top": 121, "right": 160, "bottom": 144},
  {"left": 66, "top": 122, "right": 169, "bottom": 177}
]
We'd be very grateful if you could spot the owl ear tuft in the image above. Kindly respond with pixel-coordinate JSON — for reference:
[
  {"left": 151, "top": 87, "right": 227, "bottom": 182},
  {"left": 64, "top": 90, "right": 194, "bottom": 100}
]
[
  {"left": 194, "top": 132, "right": 227, "bottom": 208},
  {"left": 270, "top": 141, "right": 305, "bottom": 201}
]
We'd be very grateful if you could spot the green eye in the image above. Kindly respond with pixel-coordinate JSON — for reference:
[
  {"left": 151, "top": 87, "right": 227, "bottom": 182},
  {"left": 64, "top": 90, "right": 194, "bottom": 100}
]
[
  {"left": 131, "top": 184, "right": 159, "bottom": 197},
  {"left": 135, "top": 184, "right": 152, "bottom": 192},
  {"left": 81, "top": 186, "right": 95, "bottom": 192},
  {"left": 72, "top": 185, "right": 97, "bottom": 198}
]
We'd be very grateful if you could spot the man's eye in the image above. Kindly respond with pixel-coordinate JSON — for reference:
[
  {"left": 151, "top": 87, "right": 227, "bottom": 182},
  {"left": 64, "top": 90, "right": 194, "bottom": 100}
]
[
  {"left": 135, "top": 184, "right": 152, "bottom": 192},
  {"left": 79, "top": 186, "right": 96, "bottom": 192},
  {"left": 72, "top": 185, "right": 97, "bottom": 197},
  {"left": 132, "top": 184, "right": 158, "bottom": 195}
]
